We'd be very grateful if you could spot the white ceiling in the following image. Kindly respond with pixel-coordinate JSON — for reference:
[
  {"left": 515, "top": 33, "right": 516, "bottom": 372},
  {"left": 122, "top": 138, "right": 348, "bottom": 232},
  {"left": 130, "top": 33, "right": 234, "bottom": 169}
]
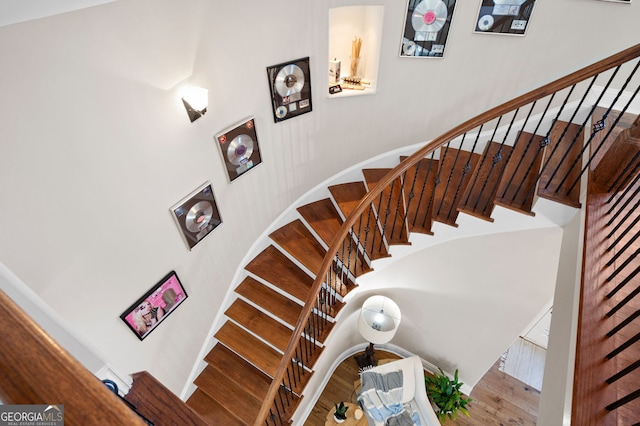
[{"left": 0, "top": 0, "right": 114, "bottom": 28}]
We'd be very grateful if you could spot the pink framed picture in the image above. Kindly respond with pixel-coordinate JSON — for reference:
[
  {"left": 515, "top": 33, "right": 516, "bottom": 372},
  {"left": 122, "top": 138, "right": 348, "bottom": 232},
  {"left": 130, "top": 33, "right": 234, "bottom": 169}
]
[{"left": 120, "top": 271, "right": 188, "bottom": 340}]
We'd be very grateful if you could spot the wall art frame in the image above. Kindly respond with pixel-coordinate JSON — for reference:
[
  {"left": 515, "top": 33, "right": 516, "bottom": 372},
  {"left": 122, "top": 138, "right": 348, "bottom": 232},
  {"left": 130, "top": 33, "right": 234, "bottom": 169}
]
[
  {"left": 171, "top": 182, "right": 222, "bottom": 250},
  {"left": 215, "top": 116, "right": 262, "bottom": 182},
  {"left": 400, "top": 0, "right": 458, "bottom": 58},
  {"left": 120, "top": 270, "right": 188, "bottom": 341},
  {"left": 266, "top": 56, "right": 313, "bottom": 123},
  {"left": 474, "top": 0, "right": 537, "bottom": 36}
]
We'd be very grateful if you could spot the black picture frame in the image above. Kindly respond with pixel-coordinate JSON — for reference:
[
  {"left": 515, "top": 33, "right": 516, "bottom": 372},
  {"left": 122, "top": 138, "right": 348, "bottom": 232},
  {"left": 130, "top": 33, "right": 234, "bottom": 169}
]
[
  {"left": 400, "top": 0, "right": 458, "bottom": 58},
  {"left": 171, "top": 182, "right": 222, "bottom": 250},
  {"left": 473, "top": 0, "right": 537, "bottom": 36},
  {"left": 266, "top": 57, "right": 313, "bottom": 123},
  {"left": 215, "top": 117, "right": 262, "bottom": 182},
  {"left": 120, "top": 271, "right": 188, "bottom": 341}
]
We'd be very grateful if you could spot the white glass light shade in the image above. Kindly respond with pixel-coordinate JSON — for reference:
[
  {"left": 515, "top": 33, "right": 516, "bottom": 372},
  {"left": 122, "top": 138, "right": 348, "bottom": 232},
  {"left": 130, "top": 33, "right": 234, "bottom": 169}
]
[
  {"left": 181, "top": 86, "right": 208, "bottom": 112},
  {"left": 358, "top": 295, "right": 401, "bottom": 344}
]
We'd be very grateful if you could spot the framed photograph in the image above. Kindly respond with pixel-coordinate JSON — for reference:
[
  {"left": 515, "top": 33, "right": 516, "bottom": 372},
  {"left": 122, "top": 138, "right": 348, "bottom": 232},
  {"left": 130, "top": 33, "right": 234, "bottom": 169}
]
[
  {"left": 474, "top": 0, "right": 537, "bottom": 36},
  {"left": 400, "top": 0, "right": 458, "bottom": 58},
  {"left": 266, "top": 57, "right": 312, "bottom": 123},
  {"left": 120, "top": 270, "right": 188, "bottom": 340},
  {"left": 215, "top": 117, "right": 262, "bottom": 182},
  {"left": 171, "top": 182, "right": 222, "bottom": 250}
]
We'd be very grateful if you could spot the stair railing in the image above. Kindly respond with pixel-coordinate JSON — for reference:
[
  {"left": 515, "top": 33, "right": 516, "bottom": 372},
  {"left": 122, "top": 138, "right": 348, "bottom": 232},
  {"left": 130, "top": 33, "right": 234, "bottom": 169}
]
[
  {"left": 256, "top": 43, "right": 640, "bottom": 425},
  {"left": 574, "top": 114, "right": 640, "bottom": 425},
  {"left": 0, "top": 289, "right": 148, "bottom": 425}
]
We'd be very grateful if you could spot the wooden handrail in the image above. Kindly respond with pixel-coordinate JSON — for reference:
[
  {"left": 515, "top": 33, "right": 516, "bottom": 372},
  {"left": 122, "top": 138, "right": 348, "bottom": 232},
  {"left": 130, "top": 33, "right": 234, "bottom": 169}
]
[
  {"left": 258, "top": 42, "right": 640, "bottom": 424},
  {"left": 0, "top": 289, "right": 146, "bottom": 426}
]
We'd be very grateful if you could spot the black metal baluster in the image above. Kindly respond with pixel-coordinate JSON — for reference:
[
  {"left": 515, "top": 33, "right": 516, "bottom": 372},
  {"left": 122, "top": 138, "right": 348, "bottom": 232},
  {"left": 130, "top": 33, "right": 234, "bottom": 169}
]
[
  {"left": 606, "top": 181, "right": 640, "bottom": 226},
  {"left": 564, "top": 66, "right": 640, "bottom": 194},
  {"left": 606, "top": 389, "right": 640, "bottom": 412},
  {"left": 505, "top": 96, "right": 556, "bottom": 203},
  {"left": 420, "top": 151, "right": 438, "bottom": 230},
  {"left": 434, "top": 142, "right": 452, "bottom": 218},
  {"left": 477, "top": 110, "right": 523, "bottom": 212},
  {"left": 606, "top": 152, "right": 640, "bottom": 196},
  {"left": 606, "top": 331, "right": 640, "bottom": 359},
  {"left": 519, "top": 85, "right": 577, "bottom": 203},
  {"left": 391, "top": 170, "right": 410, "bottom": 241},
  {"left": 607, "top": 309, "right": 640, "bottom": 337},
  {"left": 605, "top": 172, "right": 640, "bottom": 215},
  {"left": 606, "top": 196, "right": 640, "bottom": 238},
  {"left": 607, "top": 359, "right": 640, "bottom": 384},
  {"left": 353, "top": 217, "right": 366, "bottom": 274},
  {"left": 605, "top": 279, "right": 640, "bottom": 317},
  {"left": 445, "top": 134, "right": 470, "bottom": 219},
  {"left": 405, "top": 160, "right": 423, "bottom": 228}
]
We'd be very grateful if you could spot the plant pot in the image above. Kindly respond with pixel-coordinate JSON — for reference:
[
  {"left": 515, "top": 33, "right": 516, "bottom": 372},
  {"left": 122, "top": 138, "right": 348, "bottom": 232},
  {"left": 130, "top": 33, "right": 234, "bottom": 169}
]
[{"left": 334, "top": 414, "right": 346, "bottom": 423}]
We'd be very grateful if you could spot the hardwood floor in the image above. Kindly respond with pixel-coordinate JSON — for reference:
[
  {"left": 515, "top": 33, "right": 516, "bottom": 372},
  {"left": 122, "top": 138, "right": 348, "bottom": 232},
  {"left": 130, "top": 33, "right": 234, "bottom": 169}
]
[{"left": 303, "top": 350, "right": 539, "bottom": 425}]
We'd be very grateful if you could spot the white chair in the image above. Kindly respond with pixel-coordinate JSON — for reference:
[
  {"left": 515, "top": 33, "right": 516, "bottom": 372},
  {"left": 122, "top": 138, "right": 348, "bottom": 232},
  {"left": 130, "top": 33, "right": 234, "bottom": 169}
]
[{"left": 358, "top": 356, "right": 440, "bottom": 426}]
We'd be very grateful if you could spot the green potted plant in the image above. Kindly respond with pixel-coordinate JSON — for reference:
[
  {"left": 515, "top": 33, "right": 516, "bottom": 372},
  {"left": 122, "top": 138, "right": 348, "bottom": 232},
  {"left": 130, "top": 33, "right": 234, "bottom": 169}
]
[
  {"left": 425, "top": 368, "right": 472, "bottom": 422},
  {"left": 333, "top": 401, "right": 348, "bottom": 423}
]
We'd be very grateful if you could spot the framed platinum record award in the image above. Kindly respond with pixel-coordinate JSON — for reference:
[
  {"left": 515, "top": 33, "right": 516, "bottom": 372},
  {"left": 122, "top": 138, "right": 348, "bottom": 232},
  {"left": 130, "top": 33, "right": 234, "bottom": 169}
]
[
  {"left": 171, "top": 182, "right": 222, "bottom": 250},
  {"left": 215, "top": 117, "right": 262, "bottom": 182},
  {"left": 266, "top": 57, "right": 312, "bottom": 123},
  {"left": 400, "top": 0, "right": 458, "bottom": 58},
  {"left": 474, "top": 0, "right": 537, "bottom": 36}
]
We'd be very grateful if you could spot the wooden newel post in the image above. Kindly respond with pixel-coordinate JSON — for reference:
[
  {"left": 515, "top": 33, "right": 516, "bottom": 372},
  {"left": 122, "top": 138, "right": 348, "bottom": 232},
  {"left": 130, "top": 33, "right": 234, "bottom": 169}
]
[{"left": 592, "top": 115, "right": 640, "bottom": 193}]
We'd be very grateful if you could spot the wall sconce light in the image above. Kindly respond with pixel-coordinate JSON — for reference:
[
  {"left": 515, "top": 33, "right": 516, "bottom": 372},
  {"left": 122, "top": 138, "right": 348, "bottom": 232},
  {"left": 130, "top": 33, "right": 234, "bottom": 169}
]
[
  {"left": 355, "top": 295, "right": 402, "bottom": 369},
  {"left": 181, "top": 86, "right": 208, "bottom": 122}
]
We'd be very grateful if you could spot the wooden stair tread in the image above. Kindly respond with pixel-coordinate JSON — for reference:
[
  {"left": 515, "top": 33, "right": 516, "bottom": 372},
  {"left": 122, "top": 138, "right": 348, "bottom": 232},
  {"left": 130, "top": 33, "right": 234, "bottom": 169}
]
[
  {"left": 433, "top": 147, "right": 481, "bottom": 226},
  {"left": 225, "top": 299, "right": 294, "bottom": 352},
  {"left": 297, "top": 199, "right": 343, "bottom": 246},
  {"left": 537, "top": 121, "right": 583, "bottom": 208},
  {"left": 186, "top": 388, "right": 246, "bottom": 426},
  {"left": 298, "top": 199, "right": 373, "bottom": 276},
  {"left": 235, "top": 276, "right": 340, "bottom": 342},
  {"left": 363, "top": 168, "right": 410, "bottom": 245},
  {"left": 202, "top": 346, "right": 302, "bottom": 424},
  {"left": 270, "top": 219, "right": 326, "bottom": 275},
  {"left": 329, "top": 181, "right": 390, "bottom": 260},
  {"left": 401, "top": 156, "right": 438, "bottom": 235},
  {"left": 245, "top": 245, "right": 314, "bottom": 302},
  {"left": 215, "top": 321, "right": 283, "bottom": 377},
  {"left": 495, "top": 131, "right": 545, "bottom": 215},
  {"left": 204, "top": 345, "right": 272, "bottom": 401},
  {"left": 194, "top": 365, "right": 262, "bottom": 425},
  {"left": 236, "top": 277, "right": 303, "bottom": 326},
  {"left": 215, "top": 322, "right": 315, "bottom": 395},
  {"left": 328, "top": 181, "right": 367, "bottom": 218},
  {"left": 458, "top": 142, "right": 513, "bottom": 221}
]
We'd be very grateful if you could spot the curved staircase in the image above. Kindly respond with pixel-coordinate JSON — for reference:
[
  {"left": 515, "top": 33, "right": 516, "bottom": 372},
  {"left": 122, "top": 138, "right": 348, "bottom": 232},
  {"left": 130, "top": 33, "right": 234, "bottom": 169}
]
[
  {"left": 185, "top": 126, "right": 588, "bottom": 425},
  {"left": 181, "top": 45, "right": 640, "bottom": 425},
  {"left": 0, "top": 46, "right": 639, "bottom": 426}
]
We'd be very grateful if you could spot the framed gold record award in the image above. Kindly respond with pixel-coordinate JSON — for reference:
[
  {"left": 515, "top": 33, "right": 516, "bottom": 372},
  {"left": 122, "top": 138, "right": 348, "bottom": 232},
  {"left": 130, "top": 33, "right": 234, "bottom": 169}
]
[
  {"left": 474, "top": 0, "right": 537, "bottom": 36},
  {"left": 400, "top": 0, "right": 458, "bottom": 58},
  {"left": 171, "top": 182, "right": 222, "bottom": 250},
  {"left": 215, "top": 117, "right": 262, "bottom": 182},
  {"left": 266, "top": 57, "right": 312, "bottom": 123}
]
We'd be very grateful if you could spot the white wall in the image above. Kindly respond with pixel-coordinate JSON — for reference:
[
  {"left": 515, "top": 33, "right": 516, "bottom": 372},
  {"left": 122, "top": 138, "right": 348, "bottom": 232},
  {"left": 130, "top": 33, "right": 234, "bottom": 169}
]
[{"left": 0, "top": 0, "right": 637, "bottom": 396}]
